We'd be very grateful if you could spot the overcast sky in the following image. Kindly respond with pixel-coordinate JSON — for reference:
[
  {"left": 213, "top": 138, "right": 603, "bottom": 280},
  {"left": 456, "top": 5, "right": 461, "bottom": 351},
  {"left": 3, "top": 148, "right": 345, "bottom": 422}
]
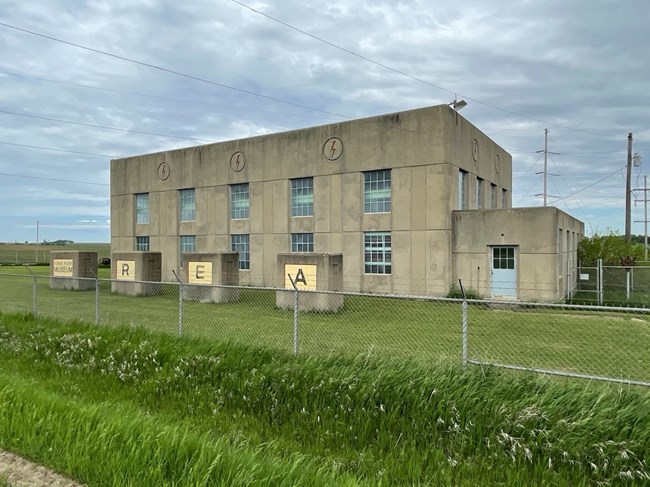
[{"left": 1, "top": 0, "right": 649, "bottom": 243}]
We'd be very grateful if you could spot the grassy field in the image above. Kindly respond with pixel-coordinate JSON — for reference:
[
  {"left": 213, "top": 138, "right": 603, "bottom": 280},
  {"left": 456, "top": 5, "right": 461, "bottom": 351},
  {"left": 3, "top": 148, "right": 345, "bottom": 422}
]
[
  {"left": 0, "top": 313, "right": 648, "bottom": 485},
  {"left": 0, "top": 265, "right": 648, "bottom": 385},
  {"left": 0, "top": 242, "right": 110, "bottom": 264}
]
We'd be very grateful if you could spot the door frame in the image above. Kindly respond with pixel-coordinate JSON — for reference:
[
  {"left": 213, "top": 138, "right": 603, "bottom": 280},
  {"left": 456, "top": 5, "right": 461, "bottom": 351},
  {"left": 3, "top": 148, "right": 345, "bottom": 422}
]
[{"left": 489, "top": 245, "right": 518, "bottom": 298}]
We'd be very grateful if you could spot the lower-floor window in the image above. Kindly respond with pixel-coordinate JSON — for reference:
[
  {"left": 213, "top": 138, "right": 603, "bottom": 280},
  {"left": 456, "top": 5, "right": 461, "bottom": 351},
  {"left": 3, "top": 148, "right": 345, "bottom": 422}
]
[
  {"left": 231, "top": 234, "right": 250, "bottom": 270},
  {"left": 291, "top": 233, "right": 314, "bottom": 253},
  {"left": 179, "top": 235, "right": 196, "bottom": 268},
  {"left": 135, "top": 236, "right": 150, "bottom": 251},
  {"left": 364, "top": 232, "right": 391, "bottom": 274}
]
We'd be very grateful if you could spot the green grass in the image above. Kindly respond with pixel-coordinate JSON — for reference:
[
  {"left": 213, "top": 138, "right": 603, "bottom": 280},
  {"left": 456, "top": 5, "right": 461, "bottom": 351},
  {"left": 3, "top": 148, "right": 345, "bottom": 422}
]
[
  {"left": 0, "top": 313, "right": 648, "bottom": 485},
  {"left": 0, "top": 242, "right": 110, "bottom": 265},
  {"left": 0, "top": 266, "right": 649, "bottom": 384}
]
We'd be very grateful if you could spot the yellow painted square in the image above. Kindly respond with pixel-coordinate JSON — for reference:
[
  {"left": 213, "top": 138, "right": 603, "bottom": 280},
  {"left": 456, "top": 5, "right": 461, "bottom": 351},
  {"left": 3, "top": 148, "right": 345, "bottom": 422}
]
[
  {"left": 284, "top": 264, "right": 317, "bottom": 290},
  {"left": 188, "top": 262, "right": 213, "bottom": 285}
]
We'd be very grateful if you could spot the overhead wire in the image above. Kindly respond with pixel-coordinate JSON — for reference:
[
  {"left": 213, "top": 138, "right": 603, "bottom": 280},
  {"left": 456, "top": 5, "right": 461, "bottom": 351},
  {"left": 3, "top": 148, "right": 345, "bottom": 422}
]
[
  {"left": 0, "top": 21, "right": 351, "bottom": 120},
  {"left": 0, "top": 109, "right": 217, "bottom": 143},
  {"left": 231, "top": 0, "right": 616, "bottom": 138},
  {"left": 0, "top": 71, "right": 339, "bottom": 121},
  {"left": 548, "top": 166, "right": 626, "bottom": 204},
  {"left": 0, "top": 19, "right": 639, "bottom": 227},
  {"left": 0, "top": 171, "right": 109, "bottom": 186},
  {"left": 0, "top": 21, "right": 624, "bottom": 153},
  {"left": 547, "top": 152, "right": 591, "bottom": 226},
  {"left": 0, "top": 140, "right": 115, "bottom": 158}
]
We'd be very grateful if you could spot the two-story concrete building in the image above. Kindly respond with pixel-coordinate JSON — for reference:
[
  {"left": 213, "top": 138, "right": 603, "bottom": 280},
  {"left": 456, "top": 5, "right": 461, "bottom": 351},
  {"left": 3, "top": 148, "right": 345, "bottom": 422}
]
[{"left": 110, "top": 104, "right": 584, "bottom": 301}]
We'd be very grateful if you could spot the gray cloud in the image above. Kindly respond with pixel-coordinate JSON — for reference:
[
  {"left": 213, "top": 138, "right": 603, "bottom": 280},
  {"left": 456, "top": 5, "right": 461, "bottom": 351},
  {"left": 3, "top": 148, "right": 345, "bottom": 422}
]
[{"left": 0, "top": 0, "right": 648, "bottom": 242}]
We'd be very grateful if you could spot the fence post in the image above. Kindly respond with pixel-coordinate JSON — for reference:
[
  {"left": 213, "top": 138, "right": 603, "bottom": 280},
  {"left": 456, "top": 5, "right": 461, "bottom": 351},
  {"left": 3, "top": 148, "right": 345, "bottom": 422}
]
[
  {"left": 293, "top": 289, "right": 299, "bottom": 355},
  {"left": 458, "top": 279, "right": 468, "bottom": 370},
  {"left": 462, "top": 299, "right": 468, "bottom": 370},
  {"left": 172, "top": 270, "right": 183, "bottom": 336},
  {"left": 23, "top": 265, "right": 37, "bottom": 317},
  {"left": 88, "top": 269, "right": 100, "bottom": 325},
  {"left": 597, "top": 258, "right": 603, "bottom": 305},
  {"left": 287, "top": 273, "right": 299, "bottom": 355},
  {"left": 96, "top": 276, "right": 100, "bottom": 325}
]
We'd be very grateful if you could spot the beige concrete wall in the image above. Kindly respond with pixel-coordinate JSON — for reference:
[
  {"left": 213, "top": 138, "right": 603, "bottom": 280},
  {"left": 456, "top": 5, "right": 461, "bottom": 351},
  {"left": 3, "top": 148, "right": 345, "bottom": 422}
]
[
  {"left": 452, "top": 207, "right": 584, "bottom": 301},
  {"left": 111, "top": 105, "right": 519, "bottom": 295}
]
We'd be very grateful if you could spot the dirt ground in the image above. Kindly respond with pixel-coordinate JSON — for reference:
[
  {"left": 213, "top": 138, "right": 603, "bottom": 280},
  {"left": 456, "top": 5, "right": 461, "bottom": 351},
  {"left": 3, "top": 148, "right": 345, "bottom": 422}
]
[{"left": 0, "top": 450, "right": 84, "bottom": 487}]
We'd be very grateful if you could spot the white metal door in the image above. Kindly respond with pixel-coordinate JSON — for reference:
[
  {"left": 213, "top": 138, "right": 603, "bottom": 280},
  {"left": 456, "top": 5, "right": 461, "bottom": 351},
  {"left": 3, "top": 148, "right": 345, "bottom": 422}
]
[{"left": 490, "top": 246, "right": 517, "bottom": 298}]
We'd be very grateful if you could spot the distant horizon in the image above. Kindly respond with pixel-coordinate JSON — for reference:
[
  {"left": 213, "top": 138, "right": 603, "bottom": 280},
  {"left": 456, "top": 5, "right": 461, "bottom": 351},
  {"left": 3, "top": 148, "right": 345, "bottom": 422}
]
[{"left": 0, "top": 241, "right": 110, "bottom": 245}]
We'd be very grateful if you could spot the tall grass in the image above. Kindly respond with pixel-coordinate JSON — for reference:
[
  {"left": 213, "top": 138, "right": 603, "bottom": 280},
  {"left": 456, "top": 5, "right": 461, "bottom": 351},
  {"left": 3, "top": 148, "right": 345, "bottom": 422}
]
[
  {"left": 0, "top": 379, "right": 358, "bottom": 486},
  {"left": 0, "top": 312, "right": 648, "bottom": 485}
]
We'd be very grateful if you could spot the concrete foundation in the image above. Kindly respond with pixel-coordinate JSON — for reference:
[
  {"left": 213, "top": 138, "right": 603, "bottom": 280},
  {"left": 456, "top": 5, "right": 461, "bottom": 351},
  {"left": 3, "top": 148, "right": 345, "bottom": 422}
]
[
  {"left": 111, "top": 252, "right": 162, "bottom": 296},
  {"left": 182, "top": 252, "right": 240, "bottom": 303},
  {"left": 276, "top": 253, "right": 343, "bottom": 312},
  {"left": 49, "top": 251, "right": 98, "bottom": 291}
]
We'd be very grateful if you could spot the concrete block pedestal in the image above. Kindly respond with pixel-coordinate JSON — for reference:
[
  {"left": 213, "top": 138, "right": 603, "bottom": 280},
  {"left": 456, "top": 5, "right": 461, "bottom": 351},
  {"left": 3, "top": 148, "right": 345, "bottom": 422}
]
[
  {"left": 276, "top": 253, "right": 343, "bottom": 312},
  {"left": 182, "top": 252, "right": 240, "bottom": 303},
  {"left": 49, "top": 251, "right": 98, "bottom": 291},
  {"left": 111, "top": 252, "right": 162, "bottom": 296}
]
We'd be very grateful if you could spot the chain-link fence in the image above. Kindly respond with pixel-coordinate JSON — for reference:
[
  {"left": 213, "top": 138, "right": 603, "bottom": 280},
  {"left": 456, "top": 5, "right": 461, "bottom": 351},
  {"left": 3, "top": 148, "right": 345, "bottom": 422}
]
[
  {"left": 1, "top": 271, "right": 648, "bottom": 387},
  {"left": 576, "top": 260, "right": 650, "bottom": 306}
]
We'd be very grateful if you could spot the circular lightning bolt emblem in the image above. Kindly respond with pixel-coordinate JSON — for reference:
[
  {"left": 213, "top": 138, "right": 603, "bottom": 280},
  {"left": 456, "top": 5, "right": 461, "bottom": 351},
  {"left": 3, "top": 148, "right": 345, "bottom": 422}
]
[
  {"left": 323, "top": 137, "right": 343, "bottom": 161},
  {"left": 230, "top": 151, "right": 246, "bottom": 172},
  {"left": 157, "top": 162, "right": 170, "bottom": 180}
]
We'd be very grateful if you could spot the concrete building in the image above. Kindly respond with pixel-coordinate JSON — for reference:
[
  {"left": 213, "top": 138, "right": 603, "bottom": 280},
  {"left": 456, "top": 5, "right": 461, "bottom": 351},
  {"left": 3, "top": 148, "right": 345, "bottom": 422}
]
[{"left": 110, "top": 104, "right": 584, "bottom": 301}]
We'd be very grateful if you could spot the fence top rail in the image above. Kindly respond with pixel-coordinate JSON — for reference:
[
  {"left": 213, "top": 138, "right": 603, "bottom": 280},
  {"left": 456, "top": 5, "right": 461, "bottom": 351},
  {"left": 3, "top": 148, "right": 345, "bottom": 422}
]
[
  {"left": 465, "top": 297, "right": 650, "bottom": 314},
  {"left": 4, "top": 273, "right": 650, "bottom": 313}
]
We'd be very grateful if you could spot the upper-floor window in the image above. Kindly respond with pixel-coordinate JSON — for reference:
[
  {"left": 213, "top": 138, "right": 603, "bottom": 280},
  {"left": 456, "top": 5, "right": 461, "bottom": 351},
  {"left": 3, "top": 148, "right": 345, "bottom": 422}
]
[
  {"left": 230, "top": 183, "right": 249, "bottom": 219},
  {"left": 458, "top": 170, "right": 468, "bottom": 209},
  {"left": 476, "top": 178, "right": 483, "bottom": 209},
  {"left": 135, "top": 193, "right": 149, "bottom": 224},
  {"left": 179, "top": 188, "right": 195, "bottom": 222},
  {"left": 490, "top": 184, "right": 497, "bottom": 209},
  {"left": 291, "top": 178, "right": 314, "bottom": 217},
  {"left": 502, "top": 189, "right": 508, "bottom": 209},
  {"left": 135, "top": 236, "right": 150, "bottom": 251},
  {"left": 291, "top": 233, "right": 314, "bottom": 253},
  {"left": 364, "top": 170, "right": 391, "bottom": 213}
]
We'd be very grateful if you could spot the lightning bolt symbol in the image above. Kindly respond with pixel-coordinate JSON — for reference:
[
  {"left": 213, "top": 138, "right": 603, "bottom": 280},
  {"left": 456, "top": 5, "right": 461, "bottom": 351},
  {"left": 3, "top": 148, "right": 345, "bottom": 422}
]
[{"left": 330, "top": 140, "right": 337, "bottom": 158}]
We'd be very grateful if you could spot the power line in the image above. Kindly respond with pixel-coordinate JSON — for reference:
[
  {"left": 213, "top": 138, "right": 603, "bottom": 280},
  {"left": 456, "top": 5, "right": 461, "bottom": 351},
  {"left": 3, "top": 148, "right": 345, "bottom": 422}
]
[
  {"left": 0, "top": 29, "right": 477, "bottom": 150},
  {"left": 0, "top": 171, "right": 109, "bottom": 186},
  {"left": 0, "top": 20, "right": 618, "bottom": 149},
  {"left": 0, "top": 70, "right": 338, "bottom": 121},
  {"left": 0, "top": 21, "right": 350, "bottom": 121},
  {"left": 0, "top": 70, "right": 478, "bottom": 152},
  {"left": 0, "top": 108, "right": 216, "bottom": 143},
  {"left": 548, "top": 166, "right": 626, "bottom": 204},
  {"left": 547, "top": 153, "right": 591, "bottom": 226},
  {"left": 231, "top": 0, "right": 615, "bottom": 138},
  {"left": 0, "top": 140, "right": 115, "bottom": 158},
  {"left": 8, "top": 70, "right": 634, "bottom": 158}
]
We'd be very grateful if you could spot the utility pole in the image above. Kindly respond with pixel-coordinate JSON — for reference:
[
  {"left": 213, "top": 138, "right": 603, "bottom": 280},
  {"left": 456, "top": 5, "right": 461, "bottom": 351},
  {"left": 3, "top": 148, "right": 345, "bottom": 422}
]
[
  {"left": 634, "top": 175, "right": 648, "bottom": 260},
  {"left": 535, "top": 129, "right": 558, "bottom": 204},
  {"left": 543, "top": 129, "right": 548, "bottom": 206},
  {"left": 625, "top": 133, "right": 633, "bottom": 244}
]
